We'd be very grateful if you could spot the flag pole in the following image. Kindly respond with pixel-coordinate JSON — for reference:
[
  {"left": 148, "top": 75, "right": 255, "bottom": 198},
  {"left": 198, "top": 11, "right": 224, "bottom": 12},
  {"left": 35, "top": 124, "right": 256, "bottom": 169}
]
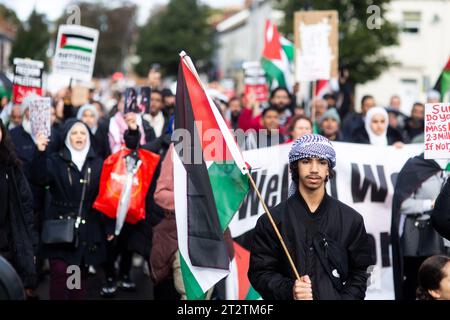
[{"left": 246, "top": 172, "right": 301, "bottom": 281}]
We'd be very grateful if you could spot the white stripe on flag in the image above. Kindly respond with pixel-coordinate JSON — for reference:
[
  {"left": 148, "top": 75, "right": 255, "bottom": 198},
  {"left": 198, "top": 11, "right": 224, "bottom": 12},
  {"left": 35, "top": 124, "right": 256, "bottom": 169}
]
[
  {"left": 173, "top": 151, "right": 230, "bottom": 293},
  {"left": 64, "top": 38, "right": 94, "bottom": 49}
]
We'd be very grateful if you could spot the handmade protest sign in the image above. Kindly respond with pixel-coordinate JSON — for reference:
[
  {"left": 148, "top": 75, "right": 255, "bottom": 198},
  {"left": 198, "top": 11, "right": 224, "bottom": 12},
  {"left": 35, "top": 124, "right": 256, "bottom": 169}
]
[
  {"left": 53, "top": 24, "right": 99, "bottom": 82},
  {"left": 294, "top": 11, "right": 338, "bottom": 82},
  {"left": 27, "top": 96, "right": 52, "bottom": 140},
  {"left": 424, "top": 103, "right": 450, "bottom": 159},
  {"left": 12, "top": 58, "right": 44, "bottom": 104},
  {"left": 242, "top": 61, "right": 269, "bottom": 102}
]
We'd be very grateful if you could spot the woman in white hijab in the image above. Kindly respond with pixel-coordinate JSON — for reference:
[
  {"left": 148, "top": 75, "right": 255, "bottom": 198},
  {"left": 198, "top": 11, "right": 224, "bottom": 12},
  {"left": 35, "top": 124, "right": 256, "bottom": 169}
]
[
  {"left": 352, "top": 106, "right": 404, "bottom": 148},
  {"left": 77, "top": 104, "right": 99, "bottom": 135},
  {"left": 32, "top": 119, "right": 113, "bottom": 300}
]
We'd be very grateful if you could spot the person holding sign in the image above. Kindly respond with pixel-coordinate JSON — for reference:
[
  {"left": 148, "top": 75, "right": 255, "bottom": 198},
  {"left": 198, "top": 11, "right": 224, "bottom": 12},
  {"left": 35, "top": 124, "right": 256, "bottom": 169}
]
[{"left": 248, "top": 134, "right": 374, "bottom": 300}]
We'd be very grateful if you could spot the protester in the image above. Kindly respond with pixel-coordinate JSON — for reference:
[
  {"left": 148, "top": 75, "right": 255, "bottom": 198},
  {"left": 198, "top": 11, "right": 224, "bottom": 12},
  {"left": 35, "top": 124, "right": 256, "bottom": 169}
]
[
  {"left": 311, "top": 98, "right": 328, "bottom": 126},
  {"left": 416, "top": 255, "right": 450, "bottom": 300},
  {"left": 8, "top": 105, "right": 23, "bottom": 130},
  {"left": 142, "top": 90, "right": 169, "bottom": 138},
  {"left": 77, "top": 103, "right": 110, "bottom": 159},
  {"left": 404, "top": 102, "right": 425, "bottom": 142},
  {"left": 225, "top": 97, "right": 242, "bottom": 131},
  {"left": 0, "top": 119, "right": 37, "bottom": 298},
  {"left": 351, "top": 107, "right": 404, "bottom": 147},
  {"left": 426, "top": 90, "right": 441, "bottom": 103},
  {"left": 244, "top": 106, "right": 284, "bottom": 150},
  {"left": 269, "top": 87, "right": 293, "bottom": 127},
  {"left": 248, "top": 134, "right": 374, "bottom": 300},
  {"left": 161, "top": 88, "right": 175, "bottom": 117},
  {"left": 31, "top": 120, "right": 113, "bottom": 300},
  {"left": 342, "top": 95, "right": 375, "bottom": 141},
  {"left": 286, "top": 115, "right": 313, "bottom": 142},
  {"left": 319, "top": 108, "right": 343, "bottom": 142},
  {"left": 391, "top": 155, "right": 448, "bottom": 300}
]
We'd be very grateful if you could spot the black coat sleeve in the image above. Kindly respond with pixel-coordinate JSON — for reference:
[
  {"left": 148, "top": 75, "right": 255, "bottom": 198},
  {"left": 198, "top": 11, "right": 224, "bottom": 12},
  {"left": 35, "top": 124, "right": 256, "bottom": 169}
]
[
  {"left": 431, "top": 180, "right": 450, "bottom": 240},
  {"left": 340, "top": 214, "right": 374, "bottom": 300},
  {"left": 15, "top": 167, "right": 39, "bottom": 253},
  {"left": 30, "top": 150, "right": 51, "bottom": 186},
  {"left": 248, "top": 215, "right": 295, "bottom": 300}
]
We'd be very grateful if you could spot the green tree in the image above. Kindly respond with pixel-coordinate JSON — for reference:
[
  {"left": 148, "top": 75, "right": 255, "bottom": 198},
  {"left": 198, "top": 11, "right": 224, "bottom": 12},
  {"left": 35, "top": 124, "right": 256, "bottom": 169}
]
[
  {"left": 56, "top": 1, "right": 138, "bottom": 77},
  {"left": 9, "top": 10, "right": 50, "bottom": 69},
  {"left": 0, "top": 4, "right": 21, "bottom": 29},
  {"left": 279, "top": 0, "right": 399, "bottom": 85},
  {"left": 135, "top": 0, "right": 214, "bottom": 77}
]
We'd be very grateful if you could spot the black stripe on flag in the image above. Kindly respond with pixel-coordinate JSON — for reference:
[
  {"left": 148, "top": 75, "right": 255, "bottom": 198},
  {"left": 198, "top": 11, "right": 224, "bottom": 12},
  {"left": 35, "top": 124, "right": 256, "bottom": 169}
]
[
  {"left": 63, "top": 33, "right": 94, "bottom": 42},
  {"left": 174, "top": 61, "right": 229, "bottom": 270}
]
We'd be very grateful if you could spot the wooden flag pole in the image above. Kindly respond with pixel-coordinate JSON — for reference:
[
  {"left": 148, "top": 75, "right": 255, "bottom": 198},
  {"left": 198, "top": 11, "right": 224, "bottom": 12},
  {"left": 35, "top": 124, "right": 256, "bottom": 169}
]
[{"left": 246, "top": 172, "right": 301, "bottom": 281}]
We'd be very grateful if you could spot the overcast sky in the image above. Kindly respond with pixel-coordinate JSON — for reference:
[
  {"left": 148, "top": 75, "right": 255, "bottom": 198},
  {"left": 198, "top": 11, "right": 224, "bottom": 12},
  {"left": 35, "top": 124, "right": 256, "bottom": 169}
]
[{"left": 3, "top": 0, "right": 244, "bottom": 25}]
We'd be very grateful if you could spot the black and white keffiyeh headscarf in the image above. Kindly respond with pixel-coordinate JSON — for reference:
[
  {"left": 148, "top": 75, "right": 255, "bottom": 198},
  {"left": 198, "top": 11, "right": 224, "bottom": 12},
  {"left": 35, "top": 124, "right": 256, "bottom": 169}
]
[{"left": 288, "top": 134, "right": 336, "bottom": 197}]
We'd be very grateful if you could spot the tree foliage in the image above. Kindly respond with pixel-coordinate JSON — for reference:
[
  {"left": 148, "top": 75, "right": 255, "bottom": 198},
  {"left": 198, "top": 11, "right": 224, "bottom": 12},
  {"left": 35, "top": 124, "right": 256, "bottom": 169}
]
[{"left": 135, "top": 0, "right": 214, "bottom": 77}]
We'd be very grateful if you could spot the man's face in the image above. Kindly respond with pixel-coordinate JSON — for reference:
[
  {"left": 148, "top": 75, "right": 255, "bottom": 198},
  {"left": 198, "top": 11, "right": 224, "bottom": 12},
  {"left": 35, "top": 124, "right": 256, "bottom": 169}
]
[
  {"left": 148, "top": 70, "right": 161, "bottom": 88},
  {"left": 297, "top": 157, "right": 329, "bottom": 191},
  {"left": 164, "top": 95, "right": 175, "bottom": 107},
  {"left": 390, "top": 96, "right": 401, "bottom": 110},
  {"left": 10, "top": 106, "right": 22, "bottom": 126},
  {"left": 270, "top": 90, "right": 291, "bottom": 110},
  {"left": 321, "top": 118, "right": 339, "bottom": 136},
  {"left": 229, "top": 99, "right": 241, "bottom": 116},
  {"left": 388, "top": 112, "right": 398, "bottom": 128},
  {"left": 150, "top": 92, "right": 163, "bottom": 115},
  {"left": 412, "top": 104, "right": 424, "bottom": 121},
  {"left": 314, "top": 100, "right": 328, "bottom": 120},
  {"left": 262, "top": 110, "right": 280, "bottom": 131},
  {"left": 362, "top": 98, "right": 375, "bottom": 115}
]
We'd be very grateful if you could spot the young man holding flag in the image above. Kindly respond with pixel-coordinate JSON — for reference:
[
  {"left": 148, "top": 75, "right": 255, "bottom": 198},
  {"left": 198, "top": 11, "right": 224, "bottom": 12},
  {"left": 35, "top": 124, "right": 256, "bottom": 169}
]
[{"left": 248, "top": 134, "right": 374, "bottom": 300}]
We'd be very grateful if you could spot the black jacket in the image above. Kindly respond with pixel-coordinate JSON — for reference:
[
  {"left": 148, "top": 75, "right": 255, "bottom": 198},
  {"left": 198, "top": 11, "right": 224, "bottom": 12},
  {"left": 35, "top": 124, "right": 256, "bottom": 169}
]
[
  {"left": 0, "top": 165, "right": 38, "bottom": 288},
  {"left": 351, "top": 126, "right": 404, "bottom": 145},
  {"left": 30, "top": 120, "right": 109, "bottom": 266},
  {"left": 248, "top": 190, "right": 374, "bottom": 300},
  {"left": 432, "top": 179, "right": 450, "bottom": 241}
]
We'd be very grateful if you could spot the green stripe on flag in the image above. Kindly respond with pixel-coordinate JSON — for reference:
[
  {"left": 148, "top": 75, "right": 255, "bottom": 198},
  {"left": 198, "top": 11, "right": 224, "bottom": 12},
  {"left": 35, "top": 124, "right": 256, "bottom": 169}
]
[
  {"left": 441, "top": 71, "right": 450, "bottom": 100},
  {"left": 245, "top": 285, "right": 261, "bottom": 300},
  {"left": 261, "top": 58, "right": 287, "bottom": 88},
  {"left": 208, "top": 161, "right": 249, "bottom": 231},
  {"left": 63, "top": 45, "right": 92, "bottom": 53},
  {"left": 282, "top": 44, "right": 294, "bottom": 62},
  {"left": 180, "top": 252, "right": 206, "bottom": 300}
]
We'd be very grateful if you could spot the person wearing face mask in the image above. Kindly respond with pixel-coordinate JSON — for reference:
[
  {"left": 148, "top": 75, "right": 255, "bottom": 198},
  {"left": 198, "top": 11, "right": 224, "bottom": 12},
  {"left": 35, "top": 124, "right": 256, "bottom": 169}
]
[
  {"left": 77, "top": 104, "right": 110, "bottom": 159},
  {"left": 31, "top": 120, "right": 114, "bottom": 300},
  {"left": 0, "top": 119, "right": 37, "bottom": 298},
  {"left": 351, "top": 107, "right": 404, "bottom": 147}
]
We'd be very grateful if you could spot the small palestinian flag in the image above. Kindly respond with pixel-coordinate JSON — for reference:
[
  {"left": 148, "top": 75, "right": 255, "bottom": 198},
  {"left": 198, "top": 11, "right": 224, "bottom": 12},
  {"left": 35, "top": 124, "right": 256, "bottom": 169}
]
[
  {"left": 261, "top": 20, "right": 294, "bottom": 92},
  {"left": 174, "top": 51, "right": 250, "bottom": 300},
  {"left": 59, "top": 33, "right": 95, "bottom": 53},
  {"left": 434, "top": 57, "right": 450, "bottom": 101}
]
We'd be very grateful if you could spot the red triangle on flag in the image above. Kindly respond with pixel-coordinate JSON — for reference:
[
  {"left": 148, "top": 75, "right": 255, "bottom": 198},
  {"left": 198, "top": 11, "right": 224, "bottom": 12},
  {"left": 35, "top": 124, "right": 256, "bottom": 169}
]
[
  {"left": 233, "top": 241, "right": 251, "bottom": 300},
  {"left": 60, "top": 34, "right": 67, "bottom": 48},
  {"left": 262, "top": 20, "right": 282, "bottom": 61}
]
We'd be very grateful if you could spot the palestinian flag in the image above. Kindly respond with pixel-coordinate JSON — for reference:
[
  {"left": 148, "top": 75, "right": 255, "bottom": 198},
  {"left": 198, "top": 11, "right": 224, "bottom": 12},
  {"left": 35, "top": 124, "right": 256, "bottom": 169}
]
[
  {"left": 261, "top": 20, "right": 294, "bottom": 92},
  {"left": 174, "top": 52, "right": 250, "bottom": 300},
  {"left": 59, "top": 33, "right": 95, "bottom": 53},
  {"left": 225, "top": 240, "right": 261, "bottom": 300},
  {"left": 433, "top": 56, "right": 450, "bottom": 101}
]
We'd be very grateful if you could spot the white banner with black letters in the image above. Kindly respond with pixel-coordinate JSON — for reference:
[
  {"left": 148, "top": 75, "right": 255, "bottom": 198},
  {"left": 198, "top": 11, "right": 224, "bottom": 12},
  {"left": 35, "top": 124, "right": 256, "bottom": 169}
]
[{"left": 229, "top": 142, "right": 423, "bottom": 300}]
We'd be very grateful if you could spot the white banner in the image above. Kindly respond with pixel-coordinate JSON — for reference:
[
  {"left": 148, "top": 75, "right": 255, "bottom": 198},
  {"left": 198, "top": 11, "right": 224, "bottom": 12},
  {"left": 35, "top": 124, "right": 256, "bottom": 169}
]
[
  {"left": 229, "top": 142, "right": 423, "bottom": 300},
  {"left": 53, "top": 25, "right": 99, "bottom": 82}
]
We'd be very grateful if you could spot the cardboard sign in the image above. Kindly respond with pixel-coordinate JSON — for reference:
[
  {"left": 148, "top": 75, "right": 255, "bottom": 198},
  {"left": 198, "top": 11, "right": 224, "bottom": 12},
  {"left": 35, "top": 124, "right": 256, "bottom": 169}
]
[
  {"left": 12, "top": 58, "right": 44, "bottom": 104},
  {"left": 424, "top": 103, "right": 450, "bottom": 159},
  {"left": 27, "top": 96, "right": 52, "bottom": 139},
  {"left": 294, "top": 11, "right": 338, "bottom": 81},
  {"left": 71, "top": 85, "right": 90, "bottom": 107},
  {"left": 242, "top": 61, "right": 269, "bottom": 102},
  {"left": 53, "top": 24, "right": 99, "bottom": 82}
]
